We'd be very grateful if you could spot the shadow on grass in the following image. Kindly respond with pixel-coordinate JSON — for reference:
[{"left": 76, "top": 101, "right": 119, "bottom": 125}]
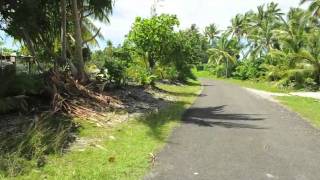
[
  {"left": 183, "top": 105, "right": 266, "bottom": 129},
  {"left": 138, "top": 101, "right": 190, "bottom": 141},
  {"left": 163, "top": 91, "right": 200, "bottom": 97},
  {"left": 184, "top": 81, "right": 200, "bottom": 86},
  {"left": 0, "top": 114, "right": 78, "bottom": 177},
  {"left": 153, "top": 84, "right": 202, "bottom": 98}
]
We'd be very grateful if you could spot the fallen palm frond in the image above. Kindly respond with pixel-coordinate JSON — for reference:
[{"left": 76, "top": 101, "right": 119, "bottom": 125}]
[{"left": 44, "top": 70, "right": 123, "bottom": 123}]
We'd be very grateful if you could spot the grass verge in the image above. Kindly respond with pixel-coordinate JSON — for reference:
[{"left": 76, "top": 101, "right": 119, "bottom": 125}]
[
  {"left": 3, "top": 81, "right": 200, "bottom": 180},
  {"left": 217, "top": 78, "right": 289, "bottom": 93},
  {"left": 276, "top": 96, "right": 320, "bottom": 128},
  {"left": 194, "top": 70, "right": 288, "bottom": 93}
]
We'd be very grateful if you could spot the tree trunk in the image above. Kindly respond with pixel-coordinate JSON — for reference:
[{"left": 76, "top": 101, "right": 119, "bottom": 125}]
[
  {"left": 148, "top": 54, "right": 156, "bottom": 70},
  {"left": 315, "top": 64, "right": 320, "bottom": 85},
  {"left": 61, "top": 0, "right": 78, "bottom": 76},
  {"left": 71, "top": 0, "right": 86, "bottom": 82},
  {"left": 225, "top": 59, "right": 229, "bottom": 78},
  {"left": 147, "top": 53, "right": 156, "bottom": 86},
  {"left": 21, "top": 27, "right": 43, "bottom": 73},
  {"left": 61, "top": 0, "right": 67, "bottom": 64}
]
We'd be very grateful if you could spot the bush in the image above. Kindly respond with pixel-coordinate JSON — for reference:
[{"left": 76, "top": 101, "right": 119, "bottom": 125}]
[
  {"left": 233, "top": 60, "right": 264, "bottom": 80},
  {"left": 127, "top": 63, "right": 157, "bottom": 86},
  {"left": 0, "top": 73, "right": 44, "bottom": 98},
  {"left": 304, "top": 78, "right": 318, "bottom": 91},
  {"left": 155, "top": 66, "right": 177, "bottom": 81},
  {"left": 103, "top": 58, "right": 128, "bottom": 86},
  {"left": 210, "top": 64, "right": 226, "bottom": 78},
  {"left": 274, "top": 69, "right": 318, "bottom": 90},
  {"left": 276, "top": 77, "right": 294, "bottom": 89}
]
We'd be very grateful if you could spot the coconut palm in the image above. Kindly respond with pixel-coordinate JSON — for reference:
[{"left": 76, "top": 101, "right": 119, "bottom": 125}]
[
  {"left": 300, "top": 0, "right": 320, "bottom": 16},
  {"left": 245, "top": 3, "right": 283, "bottom": 58},
  {"left": 272, "top": 8, "right": 310, "bottom": 53},
  {"left": 71, "top": 0, "right": 113, "bottom": 81},
  {"left": 204, "top": 23, "right": 220, "bottom": 46},
  {"left": 207, "top": 33, "right": 240, "bottom": 77},
  {"left": 228, "top": 14, "right": 248, "bottom": 40},
  {"left": 293, "top": 29, "right": 320, "bottom": 84}
]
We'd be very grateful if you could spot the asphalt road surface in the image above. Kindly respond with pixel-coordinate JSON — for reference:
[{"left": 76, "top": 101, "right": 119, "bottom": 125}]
[{"left": 145, "top": 79, "right": 320, "bottom": 180}]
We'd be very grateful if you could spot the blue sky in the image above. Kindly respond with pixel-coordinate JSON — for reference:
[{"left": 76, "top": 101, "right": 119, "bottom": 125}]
[{"left": 1, "top": 0, "right": 309, "bottom": 49}]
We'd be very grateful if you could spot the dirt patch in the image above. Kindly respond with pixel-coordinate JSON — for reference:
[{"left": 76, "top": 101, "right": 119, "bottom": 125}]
[
  {"left": 290, "top": 92, "right": 320, "bottom": 100},
  {"left": 0, "top": 85, "right": 175, "bottom": 153},
  {"left": 67, "top": 85, "right": 175, "bottom": 151}
]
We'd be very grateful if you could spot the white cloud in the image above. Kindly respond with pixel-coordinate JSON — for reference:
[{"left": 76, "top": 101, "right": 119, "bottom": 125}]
[{"left": 96, "top": 0, "right": 309, "bottom": 47}]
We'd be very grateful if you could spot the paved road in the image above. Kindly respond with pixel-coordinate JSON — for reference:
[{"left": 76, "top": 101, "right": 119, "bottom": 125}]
[{"left": 145, "top": 79, "right": 320, "bottom": 180}]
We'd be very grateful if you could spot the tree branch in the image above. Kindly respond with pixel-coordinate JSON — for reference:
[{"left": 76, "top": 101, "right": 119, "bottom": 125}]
[{"left": 82, "top": 28, "right": 101, "bottom": 45}]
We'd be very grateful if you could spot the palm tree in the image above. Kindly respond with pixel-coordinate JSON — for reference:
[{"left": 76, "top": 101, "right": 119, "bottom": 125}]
[
  {"left": 207, "top": 33, "right": 240, "bottom": 77},
  {"left": 228, "top": 14, "right": 248, "bottom": 40},
  {"left": 71, "top": 0, "right": 113, "bottom": 81},
  {"left": 72, "top": 0, "right": 86, "bottom": 81},
  {"left": 245, "top": 3, "right": 283, "bottom": 58},
  {"left": 300, "top": 0, "right": 320, "bottom": 16},
  {"left": 204, "top": 24, "right": 220, "bottom": 46},
  {"left": 61, "top": 0, "right": 78, "bottom": 76},
  {"left": 294, "top": 29, "right": 320, "bottom": 84},
  {"left": 273, "top": 8, "right": 310, "bottom": 53}
]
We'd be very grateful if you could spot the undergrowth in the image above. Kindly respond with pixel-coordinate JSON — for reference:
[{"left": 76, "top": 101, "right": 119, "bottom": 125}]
[
  {"left": 0, "top": 115, "right": 77, "bottom": 177},
  {"left": 0, "top": 80, "right": 200, "bottom": 179}
]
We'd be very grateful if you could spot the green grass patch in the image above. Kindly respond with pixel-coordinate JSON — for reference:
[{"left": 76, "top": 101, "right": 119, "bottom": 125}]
[
  {"left": 218, "top": 78, "right": 289, "bottom": 93},
  {"left": 192, "top": 69, "right": 213, "bottom": 78},
  {"left": 276, "top": 96, "right": 320, "bottom": 128},
  {"left": 5, "top": 81, "right": 200, "bottom": 180},
  {"left": 194, "top": 70, "right": 288, "bottom": 93}
]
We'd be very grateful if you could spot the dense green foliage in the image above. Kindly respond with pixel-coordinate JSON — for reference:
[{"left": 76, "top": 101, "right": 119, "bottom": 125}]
[
  {"left": 126, "top": 15, "right": 207, "bottom": 82},
  {"left": 205, "top": 2, "right": 320, "bottom": 91},
  {"left": 1, "top": 0, "right": 320, "bottom": 178},
  {"left": 89, "top": 15, "right": 208, "bottom": 85}
]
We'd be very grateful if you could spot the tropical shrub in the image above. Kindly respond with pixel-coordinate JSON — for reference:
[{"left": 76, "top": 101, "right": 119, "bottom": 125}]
[
  {"left": 103, "top": 58, "right": 128, "bottom": 86},
  {"left": 126, "top": 63, "right": 156, "bottom": 86},
  {"left": 233, "top": 60, "right": 264, "bottom": 80}
]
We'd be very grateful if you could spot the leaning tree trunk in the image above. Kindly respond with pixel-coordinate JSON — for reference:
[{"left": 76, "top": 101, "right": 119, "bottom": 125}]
[
  {"left": 71, "top": 0, "right": 86, "bottom": 82},
  {"left": 61, "top": 0, "right": 78, "bottom": 76},
  {"left": 21, "top": 27, "right": 43, "bottom": 72}
]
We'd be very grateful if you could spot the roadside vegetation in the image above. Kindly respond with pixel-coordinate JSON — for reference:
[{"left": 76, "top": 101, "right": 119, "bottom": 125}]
[
  {"left": 1, "top": 0, "right": 320, "bottom": 178},
  {"left": 0, "top": 1, "right": 206, "bottom": 178},
  {"left": 194, "top": 70, "right": 288, "bottom": 93},
  {"left": 195, "top": 1, "right": 320, "bottom": 130},
  {"left": 201, "top": 1, "right": 320, "bottom": 92},
  {"left": 1, "top": 81, "right": 200, "bottom": 179},
  {"left": 277, "top": 96, "right": 320, "bottom": 128}
]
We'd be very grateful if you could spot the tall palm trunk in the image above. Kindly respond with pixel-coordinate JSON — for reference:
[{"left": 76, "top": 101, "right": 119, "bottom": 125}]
[
  {"left": 61, "top": 0, "right": 67, "bottom": 64},
  {"left": 71, "top": 0, "right": 86, "bottom": 82},
  {"left": 226, "top": 59, "right": 229, "bottom": 77},
  {"left": 61, "top": 0, "right": 77, "bottom": 76}
]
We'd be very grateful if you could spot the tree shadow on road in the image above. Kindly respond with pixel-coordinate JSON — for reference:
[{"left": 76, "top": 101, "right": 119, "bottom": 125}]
[{"left": 183, "top": 105, "right": 267, "bottom": 129}]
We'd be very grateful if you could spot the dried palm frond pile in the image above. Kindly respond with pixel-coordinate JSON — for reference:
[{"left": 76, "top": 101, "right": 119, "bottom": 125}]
[{"left": 44, "top": 70, "right": 123, "bottom": 122}]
